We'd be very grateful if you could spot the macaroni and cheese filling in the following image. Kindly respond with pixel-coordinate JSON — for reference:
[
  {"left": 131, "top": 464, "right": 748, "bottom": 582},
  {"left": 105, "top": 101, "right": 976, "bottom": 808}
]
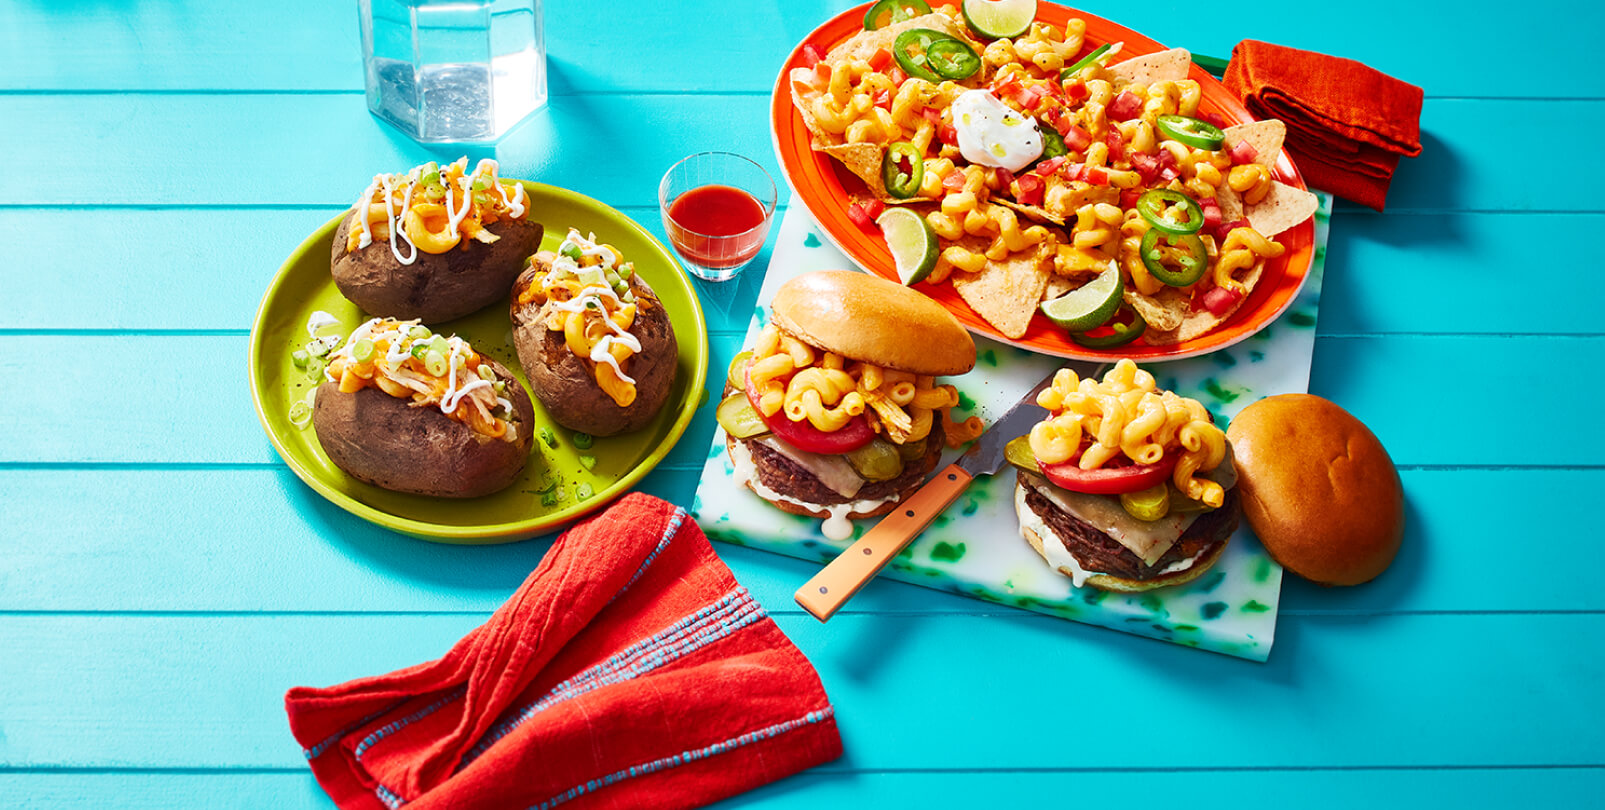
[
  {"left": 1028, "top": 359, "right": 1227, "bottom": 506},
  {"left": 323, "top": 318, "right": 519, "bottom": 442},
  {"left": 346, "top": 157, "right": 530, "bottom": 265},
  {"left": 744, "top": 323, "right": 984, "bottom": 448},
  {"left": 515, "top": 229, "right": 644, "bottom": 408}
]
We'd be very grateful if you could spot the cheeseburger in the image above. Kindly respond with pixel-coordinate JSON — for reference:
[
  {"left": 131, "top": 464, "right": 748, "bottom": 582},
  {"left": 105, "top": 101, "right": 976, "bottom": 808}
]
[
  {"left": 720, "top": 271, "right": 979, "bottom": 541},
  {"left": 1009, "top": 360, "right": 1240, "bottom": 591}
]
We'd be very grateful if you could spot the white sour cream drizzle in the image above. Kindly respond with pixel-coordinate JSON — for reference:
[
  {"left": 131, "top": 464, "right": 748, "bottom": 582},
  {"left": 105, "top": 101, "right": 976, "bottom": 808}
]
[
  {"left": 350, "top": 158, "right": 525, "bottom": 266},
  {"left": 728, "top": 440, "right": 900, "bottom": 542},
  {"left": 543, "top": 230, "right": 642, "bottom": 384},
  {"left": 328, "top": 318, "right": 501, "bottom": 421},
  {"left": 305, "top": 311, "right": 339, "bottom": 338}
]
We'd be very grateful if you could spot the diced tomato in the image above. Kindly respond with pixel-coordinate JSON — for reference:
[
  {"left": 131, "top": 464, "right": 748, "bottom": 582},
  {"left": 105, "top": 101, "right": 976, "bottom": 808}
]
[
  {"left": 1104, "top": 127, "right": 1125, "bottom": 162},
  {"left": 942, "top": 170, "right": 967, "bottom": 191},
  {"left": 995, "top": 168, "right": 1015, "bottom": 187},
  {"left": 874, "top": 89, "right": 892, "bottom": 109},
  {"left": 1084, "top": 166, "right": 1109, "bottom": 186},
  {"left": 1200, "top": 111, "right": 1228, "bottom": 129},
  {"left": 994, "top": 77, "right": 1022, "bottom": 101},
  {"left": 1062, "top": 124, "right": 1092, "bottom": 152},
  {"left": 921, "top": 106, "right": 942, "bottom": 126},
  {"left": 1016, "top": 173, "right": 1044, "bottom": 206},
  {"left": 847, "top": 202, "right": 874, "bottom": 229},
  {"left": 1019, "top": 84, "right": 1048, "bottom": 111},
  {"left": 863, "top": 199, "right": 885, "bottom": 219},
  {"left": 1062, "top": 163, "right": 1083, "bottom": 181},
  {"left": 1036, "top": 156, "right": 1067, "bottom": 177},
  {"left": 868, "top": 47, "right": 894, "bottom": 72},
  {"left": 814, "top": 62, "right": 832, "bottom": 85},
  {"left": 1199, "top": 196, "right": 1223, "bottom": 230},
  {"left": 1065, "top": 81, "right": 1089, "bottom": 101},
  {"left": 1201, "top": 286, "right": 1243, "bottom": 316},
  {"left": 1106, "top": 91, "right": 1143, "bottom": 121},
  {"left": 1156, "top": 148, "right": 1177, "bottom": 173},
  {"left": 1130, "top": 153, "right": 1159, "bottom": 184},
  {"left": 802, "top": 44, "right": 825, "bottom": 68},
  {"left": 1041, "top": 454, "right": 1179, "bottom": 495},
  {"left": 889, "top": 65, "right": 907, "bottom": 86},
  {"left": 1230, "top": 140, "right": 1259, "bottom": 165},
  {"left": 746, "top": 365, "right": 874, "bottom": 455},
  {"left": 1159, "top": 167, "right": 1178, "bottom": 182},
  {"left": 938, "top": 123, "right": 958, "bottom": 146},
  {"left": 1214, "top": 218, "right": 1250, "bottom": 241},
  {"left": 1120, "top": 187, "right": 1144, "bottom": 208}
]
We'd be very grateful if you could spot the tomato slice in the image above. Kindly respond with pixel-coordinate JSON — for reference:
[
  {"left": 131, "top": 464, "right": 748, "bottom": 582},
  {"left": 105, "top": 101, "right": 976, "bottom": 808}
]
[
  {"left": 1040, "top": 453, "right": 1177, "bottom": 495},
  {"left": 744, "top": 361, "right": 874, "bottom": 454}
]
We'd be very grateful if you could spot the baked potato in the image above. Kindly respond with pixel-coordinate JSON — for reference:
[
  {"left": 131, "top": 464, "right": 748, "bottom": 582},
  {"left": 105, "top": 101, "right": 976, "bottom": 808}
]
[
  {"left": 330, "top": 158, "right": 543, "bottom": 324},
  {"left": 311, "top": 319, "right": 535, "bottom": 498},
  {"left": 510, "top": 230, "right": 679, "bottom": 436}
]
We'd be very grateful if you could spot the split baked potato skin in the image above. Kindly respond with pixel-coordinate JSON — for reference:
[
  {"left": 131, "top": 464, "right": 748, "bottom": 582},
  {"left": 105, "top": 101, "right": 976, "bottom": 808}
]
[
  {"left": 330, "top": 211, "right": 544, "bottom": 324},
  {"left": 311, "top": 358, "right": 535, "bottom": 498},
  {"left": 510, "top": 270, "right": 679, "bottom": 437}
]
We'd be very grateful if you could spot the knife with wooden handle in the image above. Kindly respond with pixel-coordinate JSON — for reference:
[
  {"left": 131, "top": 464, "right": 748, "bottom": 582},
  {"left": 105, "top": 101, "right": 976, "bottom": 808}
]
[{"left": 794, "top": 368, "right": 1066, "bottom": 622}]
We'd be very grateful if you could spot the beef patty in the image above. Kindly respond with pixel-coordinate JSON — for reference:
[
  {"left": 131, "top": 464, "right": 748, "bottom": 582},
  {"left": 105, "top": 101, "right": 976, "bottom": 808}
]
[
  {"left": 1023, "top": 481, "right": 1240, "bottom": 580},
  {"left": 733, "top": 415, "right": 947, "bottom": 506}
]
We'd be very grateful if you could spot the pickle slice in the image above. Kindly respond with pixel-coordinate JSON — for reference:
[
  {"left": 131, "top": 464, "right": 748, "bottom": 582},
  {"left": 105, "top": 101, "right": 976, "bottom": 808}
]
[
  {"left": 727, "top": 350, "right": 753, "bottom": 391},
  {"left": 846, "top": 439, "right": 906, "bottom": 482},
  {"left": 1004, "top": 435, "right": 1038, "bottom": 473},
  {"left": 715, "top": 392, "right": 769, "bottom": 440},
  {"left": 897, "top": 435, "right": 929, "bottom": 461},
  {"left": 1120, "top": 483, "right": 1171, "bottom": 522}
]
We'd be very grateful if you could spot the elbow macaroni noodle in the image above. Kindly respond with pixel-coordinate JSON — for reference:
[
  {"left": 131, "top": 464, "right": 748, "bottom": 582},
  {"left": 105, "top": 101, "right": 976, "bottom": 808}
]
[{"left": 1028, "top": 360, "right": 1227, "bottom": 507}]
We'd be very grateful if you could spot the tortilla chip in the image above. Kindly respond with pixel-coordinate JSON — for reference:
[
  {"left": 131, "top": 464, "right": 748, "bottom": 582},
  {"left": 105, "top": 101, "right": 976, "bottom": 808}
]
[
  {"left": 950, "top": 242, "right": 1052, "bottom": 339},
  {"left": 1216, "top": 184, "right": 1245, "bottom": 223},
  {"left": 1107, "top": 48, "right": 1191, "bottom": 85},
  {"left": 1124, "top": 286, "right": 1186, "bottom": 332},
  {"left": 994, "top": 197, "right": 1065, "bottom": 227},
  {"left": 1144, "top": 263, "right": 1265, "bottom": 345},
  {"left": 1246, "top": 181, "right": 1319, "bottom": 238},
  {"left": 1221, "top": 120, "right": 1286, "bottom": 170},
  {"left": 819, "top": 142, "right": 892, "bottom": 198},
  {"left": 825, "top": 13, "right": 972, "bottom": 68},
  {"left": 1042, "top": 275, "right": 1076, "bottom": 301}
]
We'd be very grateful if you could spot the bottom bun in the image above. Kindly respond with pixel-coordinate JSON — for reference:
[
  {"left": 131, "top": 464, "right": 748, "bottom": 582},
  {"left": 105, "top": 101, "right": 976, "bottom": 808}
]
[{"left": 1016, "top": 484, "right": 1229, "bottom": 593}]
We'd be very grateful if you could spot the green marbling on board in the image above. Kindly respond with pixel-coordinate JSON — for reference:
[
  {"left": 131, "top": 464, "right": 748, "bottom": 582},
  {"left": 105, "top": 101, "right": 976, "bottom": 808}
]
[
  {"left": 1212, "top": 351, "right": 1237, "bottom": 368},
  {"left": 1290, "top": 311, "right": 1317, "bottom": 328},
  {"left": 689, "top": 196, "right": 1330, "bottom": 662},
  {"left": 803, "top": 232, "right": 822, "bottom": 248}
]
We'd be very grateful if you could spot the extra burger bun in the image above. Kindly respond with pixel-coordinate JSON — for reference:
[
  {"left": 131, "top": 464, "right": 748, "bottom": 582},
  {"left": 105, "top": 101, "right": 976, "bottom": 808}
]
[
  {"left": 1227, "top": 394, "right": 1404, "bottom": 586},
  {"left": 770, "top": 270, "right": 976, "bottom": 376},
  {"left": 1018, "top": 521, "right": 1230, "bottom": 593}
]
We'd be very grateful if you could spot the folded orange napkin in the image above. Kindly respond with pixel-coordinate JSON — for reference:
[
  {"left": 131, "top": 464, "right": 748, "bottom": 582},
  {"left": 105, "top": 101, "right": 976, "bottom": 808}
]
[
  {"left": 286, "top": 493, "right": 842, "bottom": 810},
  {"left": 1224, "top": 40, "right": 1423, "bottom": 211}
]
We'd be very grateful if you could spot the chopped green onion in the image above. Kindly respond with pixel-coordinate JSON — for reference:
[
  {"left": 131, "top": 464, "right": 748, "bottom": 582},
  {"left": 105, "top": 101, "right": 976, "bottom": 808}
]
[
  {"left": 559, "top": 243, "right": 583, "bottom": 261},
  {"left": 493, "top": 380, "right": 508, "bottom": 396},
  {"left": 288, "top": 401, "right": 312, "bottom": 428},
  {"left": 540, "top": 491, "right": 558, "bottom": 507},
  {"left": 579, "top": 455, "right": 597, "bottom": 471},
  {"left": 575, "top": 482, "right": 594, "bottom": 500},
  {"left": 477, "top": 364, "right": 497, "bottom": 382},
  {"left": 306, "top": 357, "right": 327, "bottom": 380},
  {"left": 572, "top": 432, "right": 594, "bottom": 450},
  {"left": 540, "top": 427, "right": 558, "bottom": 448},
  {"left": 411, "top": 343, "right": 430, "bottom": 359},
  {"left": 306, "top": 335, "right": 339, "bottom": 357},
  {"left": 291, "top": 350, "right": 309, "bottom": 369},
  {"left": 408, "top": 325, "right": 432, "bottom": 340},
  {"left": 424, "top": 350, "right": 448, "bottom": 377},
  {"left": 452, "top": 351, "right": 467, "bottom": 369},
  {"left": 472, "top": 175, "right": 492, "bottom": 191},
  {"left": 537, "top": 475, "right": 558, "bottom": 493},
  {"left": 351, "top": 339, "right": 375, "bottom": 363},
  {"left": 617, "top": 263, "right": 635, "bottom": 280},
  {"left": 429, "top": 335, "right": 449, "bottom": 355},
  {"left": 422, "top": 171, "right": 441, "bottom": 186}
]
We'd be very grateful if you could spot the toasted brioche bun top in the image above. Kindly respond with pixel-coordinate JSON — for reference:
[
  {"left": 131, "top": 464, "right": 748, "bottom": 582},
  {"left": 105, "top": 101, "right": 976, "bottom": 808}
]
[
  {"left": 770, "top": 270, "right": 976, "bottom": 376},
  {"left": 1226, "top": 394, "right": 1403, "bottom": 586}
]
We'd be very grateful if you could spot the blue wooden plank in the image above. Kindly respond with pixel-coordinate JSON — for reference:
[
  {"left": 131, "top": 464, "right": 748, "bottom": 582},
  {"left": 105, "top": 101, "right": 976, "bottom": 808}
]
[
  {"left": 3, "top": 334, "right": 1594, "bottom": 467},
  {"left": 0, "top": 467, "right": 1597, "bottom": 614},
  {"left": 4, "top": 768, "right": 1602, "bottom": 810},
  {"left": 0, "top": 95, "right": 1593, "bottom": 214},
  {"left": 3, "top": 0, "right": 1600, "bottom": 99},
  {"left": 0, "top": 613, "right": 1598, "bottom": 769}
]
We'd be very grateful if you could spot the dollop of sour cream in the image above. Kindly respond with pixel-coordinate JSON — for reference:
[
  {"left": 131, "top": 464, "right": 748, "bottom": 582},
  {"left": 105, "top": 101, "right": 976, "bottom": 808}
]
[{"left": 950, "top": 89, "right": 1043, "bottom": 173}]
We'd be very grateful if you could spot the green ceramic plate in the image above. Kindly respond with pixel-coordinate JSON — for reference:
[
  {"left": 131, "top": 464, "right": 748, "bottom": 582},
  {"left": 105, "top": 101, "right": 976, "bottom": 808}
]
[{"left": 248, "top": 181, "right": 708, "bottom": 543}]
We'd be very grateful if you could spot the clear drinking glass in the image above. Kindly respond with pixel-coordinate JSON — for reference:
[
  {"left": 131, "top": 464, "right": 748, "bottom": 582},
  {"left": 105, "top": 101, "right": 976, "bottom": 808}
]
[
  {"left": 359, "top": 0, "right": 547, "bottom": 143},
  {"left": 659, "top": 153, "right": 777, "bottom": 282}
]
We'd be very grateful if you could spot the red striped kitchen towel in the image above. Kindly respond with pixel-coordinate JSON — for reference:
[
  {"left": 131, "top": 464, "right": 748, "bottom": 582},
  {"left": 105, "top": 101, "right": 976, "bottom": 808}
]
[{"left": 285, "top": 493, "right": 841, "bottom": 810}]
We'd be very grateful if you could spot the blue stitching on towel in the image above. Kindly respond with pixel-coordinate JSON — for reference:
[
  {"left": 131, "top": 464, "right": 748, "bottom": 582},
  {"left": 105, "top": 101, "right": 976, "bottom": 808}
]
[
  {"left": 351, "top": 685, "right": 468, "bottom": 761},
  {"left": 529, "top": 708, "right": 836, "bottom": 810},
  {"left": 374, "top": 782, "right": 406, "bottom": 809},
  {"left": 302, "top": 705, "right": 395, "bottom": 760},
  {"left": 617, "top": 506, "right": 686, "bottom": 597},
  {"left": 458, "top": 587, "right": 762, "bottom": 768}
]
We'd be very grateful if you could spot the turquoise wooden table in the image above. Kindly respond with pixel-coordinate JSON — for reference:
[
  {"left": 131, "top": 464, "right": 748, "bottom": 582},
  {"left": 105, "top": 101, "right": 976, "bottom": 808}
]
[{"left": 4, "top": 1, "right": 1602, "bottom": 807}]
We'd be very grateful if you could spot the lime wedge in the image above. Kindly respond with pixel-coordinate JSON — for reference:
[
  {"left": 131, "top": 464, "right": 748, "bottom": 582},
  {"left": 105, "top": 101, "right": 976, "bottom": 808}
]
[
  {"left": 962, "top": 0, "right": 1036, "bottom": 39},
  {"left": 1041, "top": 262, "right": 1123, "bottom": 331},
  {"left": 878, "top": 207, "right": 939, "bottom": 285}
]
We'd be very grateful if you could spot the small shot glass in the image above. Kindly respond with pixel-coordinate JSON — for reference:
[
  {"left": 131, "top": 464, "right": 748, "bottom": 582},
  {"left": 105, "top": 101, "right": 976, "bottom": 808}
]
[{"left": 659, "top": 152, "right": 777, "bottom": 282}]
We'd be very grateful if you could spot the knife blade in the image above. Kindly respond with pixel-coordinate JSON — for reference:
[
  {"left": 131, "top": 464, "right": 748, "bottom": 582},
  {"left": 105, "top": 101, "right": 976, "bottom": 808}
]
[{"left": 794, "top": 365, "right": 1088, "bottom": 622}]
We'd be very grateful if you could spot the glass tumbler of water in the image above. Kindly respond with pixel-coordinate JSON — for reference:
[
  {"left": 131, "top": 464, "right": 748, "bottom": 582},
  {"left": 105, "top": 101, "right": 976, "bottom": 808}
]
[{"left": 359, "top": 0, "right": 547, "bottom": 143}]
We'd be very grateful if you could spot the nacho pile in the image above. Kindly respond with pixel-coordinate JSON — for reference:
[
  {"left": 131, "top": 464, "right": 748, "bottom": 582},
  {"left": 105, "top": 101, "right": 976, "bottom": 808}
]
[{"left": 789, "top": 5, "right": 1319, "bottom": 345}]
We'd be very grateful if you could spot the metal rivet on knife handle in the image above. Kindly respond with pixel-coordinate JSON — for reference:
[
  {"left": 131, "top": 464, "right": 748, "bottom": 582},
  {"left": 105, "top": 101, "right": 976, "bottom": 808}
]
[{"left": 793, "top": 463, "right": 975, "bottom": 622}]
